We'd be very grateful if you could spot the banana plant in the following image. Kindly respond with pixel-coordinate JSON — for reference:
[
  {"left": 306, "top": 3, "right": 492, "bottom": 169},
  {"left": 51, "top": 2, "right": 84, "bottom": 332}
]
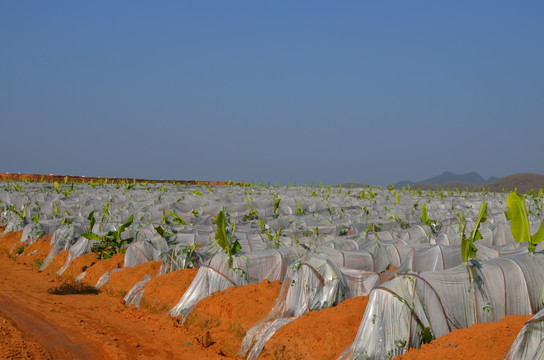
[
  {"left": 100, "top": 203, "right": 110, "bottom": 223},
  {"left": 420, "top": 204, "right": 440, "bottom": 238},
  {"left": 461, "top": 202, "right": 487, "bottom": 262},
  {"left": 179, "top": 243, "right": 201, "bottom": 268},
  {"left": 395, "top": 215, "right": 410, "bottom": 230},
  {"left": 506, "top": 191, "right": 544, "bottom": 253},
  {"left": 155, "top": 224, "right": 176, "bottom": 245},
  {"left": 8, "top": 204, "right": 28, "bottom": 223},
  {"left": 264, "top": 226, "right": 283, "bottom": 248},
  {"left": 421, "top": 204, "right": 434, "bottom": 227},
  {"left": 168, "top": 210, "right": 186, "bottom": 225},
  {"left": 31, "top": 213, "right": 40, "bottom": 224},
  {"left": 204, "top": 183, "right": 214, "bottom": 193},
  {"left": 87, "top": 210, "right": 96, "bottom": 233},
  {"left": 214, "top": 210, "right": 241, "bottom": 268},
  {"left": 273, "top": 198, "right": 281, "bottom": 217},
  {"left": 161, "top": 242, "right": 201, "bottom": 270},
  {"left": 54, "top": 181, "right": 74, "bottom": 197},
  {"left": 10, "top": 183, "right": 22, "bottom": 192},
  {"left": 82, "top": 214, "right": 134, "bottom": 259},
  {"left": 243, "top": 199, "right": 259, "bottom": 221}
]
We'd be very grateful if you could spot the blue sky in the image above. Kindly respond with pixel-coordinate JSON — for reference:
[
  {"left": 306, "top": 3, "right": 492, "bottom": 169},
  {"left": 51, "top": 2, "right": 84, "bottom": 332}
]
[{"left": 1, "top": 1, "right": 543, "bottom": 186}]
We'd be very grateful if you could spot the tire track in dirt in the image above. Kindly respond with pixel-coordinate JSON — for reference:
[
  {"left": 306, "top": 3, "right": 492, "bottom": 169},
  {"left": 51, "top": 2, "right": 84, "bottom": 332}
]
[{"left": 0, "top": 293, "right": 99, "bottom": 360}]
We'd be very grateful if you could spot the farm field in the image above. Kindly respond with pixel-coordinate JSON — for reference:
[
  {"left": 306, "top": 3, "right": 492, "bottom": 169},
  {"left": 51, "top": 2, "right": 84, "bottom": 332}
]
[{"left": 1, "top": 174, "right": 543, "bottom": 360}]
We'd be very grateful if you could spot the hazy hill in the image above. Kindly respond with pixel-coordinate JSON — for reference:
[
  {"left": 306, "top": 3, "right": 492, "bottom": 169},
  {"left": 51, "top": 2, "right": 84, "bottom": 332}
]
[
  {"left": 484, "top": 173, "right": 544, "bottom": 193},
  {"left": 395, "top": 173, "right": 544, "bottom": 193},
  {"left": 395, "top": 171, "right": 498, "bottom": 188}
]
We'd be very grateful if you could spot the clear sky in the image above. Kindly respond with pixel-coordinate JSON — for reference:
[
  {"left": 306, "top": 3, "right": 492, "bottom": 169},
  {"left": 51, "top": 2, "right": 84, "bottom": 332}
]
[{"left": 1, "top": 1, "right": 543, "bottom": 186}]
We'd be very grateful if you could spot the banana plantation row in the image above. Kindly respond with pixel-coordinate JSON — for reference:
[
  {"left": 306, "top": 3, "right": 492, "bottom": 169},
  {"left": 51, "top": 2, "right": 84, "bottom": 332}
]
[{"left": 1, "top": 180, "right": 543, "bottom": 359}]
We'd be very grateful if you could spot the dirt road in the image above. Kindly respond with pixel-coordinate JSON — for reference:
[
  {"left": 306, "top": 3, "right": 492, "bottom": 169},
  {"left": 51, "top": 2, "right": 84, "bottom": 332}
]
[{"left": 0, "top": 231, "right": 234, "bottom": 360}]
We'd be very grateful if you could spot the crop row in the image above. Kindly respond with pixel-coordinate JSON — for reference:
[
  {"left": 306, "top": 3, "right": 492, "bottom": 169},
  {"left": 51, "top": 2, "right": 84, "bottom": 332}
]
[{"left": 1, "top": 180, "right": 544, "bottom": 359}]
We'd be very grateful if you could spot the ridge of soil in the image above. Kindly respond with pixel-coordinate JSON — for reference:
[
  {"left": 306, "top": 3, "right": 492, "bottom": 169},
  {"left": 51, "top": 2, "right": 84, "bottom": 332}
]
[
  {"left": 395, "top": 314, "right": 531, "bottom": 360},
  {"left": 185, "top": 279, "right": 283, "bottom": 357},
  {"left": 260, "top": 295, "right": 369, "bottom": 360},
  {"left": 139, "top": 268, "right": 199, "bottom": 313}
]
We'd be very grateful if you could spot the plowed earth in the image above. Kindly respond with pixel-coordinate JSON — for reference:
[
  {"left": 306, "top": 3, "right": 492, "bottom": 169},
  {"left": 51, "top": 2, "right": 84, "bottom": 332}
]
[
  {"left": 0, "top": 227, "right": 533, "bottom": 360},
  {"left": 0, "top": 230, "right": 229, "bottom": 360}
]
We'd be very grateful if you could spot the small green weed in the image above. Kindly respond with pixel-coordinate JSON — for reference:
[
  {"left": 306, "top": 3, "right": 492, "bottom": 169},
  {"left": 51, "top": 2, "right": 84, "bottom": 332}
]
[
  {"left": 13, "top": 244, "right": 26, "bottom": 256},
  {"left": 33, "top": 256, "right": 45, "bottom": 269}
]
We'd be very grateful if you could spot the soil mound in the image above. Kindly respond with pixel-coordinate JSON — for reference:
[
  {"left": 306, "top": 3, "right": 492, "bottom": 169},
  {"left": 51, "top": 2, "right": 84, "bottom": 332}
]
[
  {"left": 83, "top": 253, "right": 125, "bottom": 286},
  {"left": 186, "top": 279, "right": 282, "bottom": 357},
  {"left": 105, "top": 260, "right": 162, "bottom": 297},
  {"left": 395, "top": 314, "right": 531, "bottom": 360},
  {"left": 140, "top": 268, "right": 198, "bottom": 313},
  {"left": 260, "top": 296, "right": 369, "bottom": 360}
]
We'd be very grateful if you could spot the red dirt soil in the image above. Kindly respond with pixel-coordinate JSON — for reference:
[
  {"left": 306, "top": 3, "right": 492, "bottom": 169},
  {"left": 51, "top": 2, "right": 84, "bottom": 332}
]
[
  {"left": 185, "top": 280, "right": 283, "bottom": 357},
  {"left": 44, "top": 249, "right": 69, "bottom": 275},
  {"left": 103, "top": 260, "right": 162, "bottom": 297},
  {"left": 13, "top": 234, "right": 53, "bottom": 267},
  {"left": 139, "top": 268, "right": 198, "bottom": 313},
  {"left": 0, "top": 313, "right": 51, "bottom": 359},
  {"left": 0, "top": 224, "right": 534, "bottom": 360},
  {"left": 394, "top": 314, "right": 531, "bottom": 360},
  {"left": 260, "top": 296, "right": 369, "bottom": 360},
  {"left": 81, "top": 253, "right": 125, "bottom": 286},
  {"left": 0, "top": 230, "right": 234, "bottom": 360}
]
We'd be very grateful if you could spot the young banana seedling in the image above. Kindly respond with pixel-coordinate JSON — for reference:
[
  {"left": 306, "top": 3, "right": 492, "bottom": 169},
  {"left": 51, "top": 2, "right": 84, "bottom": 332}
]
[
  {"left": 460, "top": 202, "right": 487, "bottom": 262},
  {"left": 82, "top": 214, "right": 134, "bottom": 260},
  {"left": 214, "top": 210, "right": 241, "bottom": 268},
  {"left": 506, "top": 191, "right": 544, "bottom": 253}
]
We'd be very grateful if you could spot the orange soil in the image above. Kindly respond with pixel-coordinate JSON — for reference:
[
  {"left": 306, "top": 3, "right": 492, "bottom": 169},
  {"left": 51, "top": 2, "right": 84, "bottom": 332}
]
[
  {"left": 14, "top": 234, "right": 53, "bottom": 268},
  {"left": 44, "top": 249, "right": 69, "bottom": 275},
  {"left": 260, "top": 296, "right": 369, "bottom": 360},
  {"left": 0, "top": 226, "right": 535, "bottom": 360},
  {"left": 380, "top": 265, "right": 398, "bottom": 283},
  {"left": 104, "top": 260, "right": 162, "bottom": 297},
  {"left": 83, "top": 253, "right": 125, "bottom": 286},
  {"left": 185, "top": 280, "right": 283, "bottom": 357},
  {"left": 0, "top": 230, "right": 234, "bottom": 360},
  {"left": 61, "top": 252, "right": 100, "bottom": 280},
  {"left": 0, "top": 312, "right": 51, "bottom": 359},
  {"left": 139, "top": 268, "right": 198, "bottom": 313},
  {"left": 0, "top": 230, "right": 24, "bottom": 254},
  {"left": 395, "top": 314, "right": 531, "bottom": 360}
]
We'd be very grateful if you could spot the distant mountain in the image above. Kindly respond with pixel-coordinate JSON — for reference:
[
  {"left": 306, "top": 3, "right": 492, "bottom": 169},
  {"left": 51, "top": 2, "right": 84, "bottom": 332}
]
[
  {"left": 395, "top": 171, "right": 497, "bottom": 188},
  {"left": 485, "top": 173, "right": 544, "bottom": 193},
  {"left": 393, "top": 172, "right": 544, "bottom": 193}
]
